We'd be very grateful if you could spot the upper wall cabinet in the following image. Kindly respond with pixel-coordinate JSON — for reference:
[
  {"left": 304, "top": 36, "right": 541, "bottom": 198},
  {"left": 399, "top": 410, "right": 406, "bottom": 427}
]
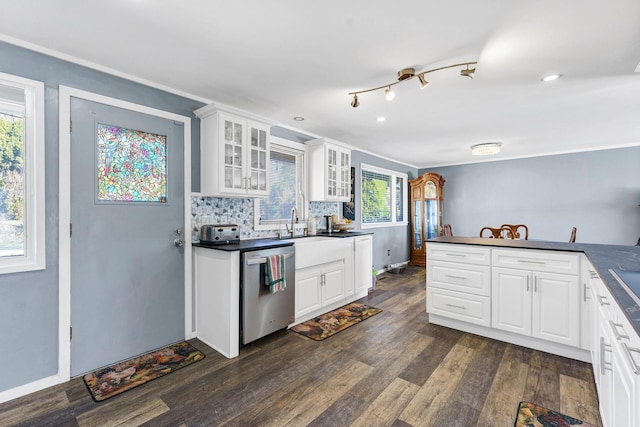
[
  {"left": 306, "top": 138, "right": 351, "bottom": 202},
  {"left": 195, "top": 103, "right": 274, "bottom": 197}
]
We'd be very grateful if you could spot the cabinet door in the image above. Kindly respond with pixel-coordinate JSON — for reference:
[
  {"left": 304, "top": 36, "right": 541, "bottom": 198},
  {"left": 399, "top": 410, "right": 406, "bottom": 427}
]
[
  {"left": 597, "top": 312, "right": 614, "bottom": 427},
  {"left": 492, "top": 267, "right": 531, "bottom": 336},
  {"left": 325, "top": 145, "right": 338, "bottom": 198},
  {"left": 355, "top": 236, "right": 373, "bottom": 293},
  {"left": 612, "top": 346, "right": 635, "bottom": 427},
  {"left": 338, "top": 149, "right": 350, "bottom": 198},
  {"left": 322, "top": 264, "right": 345, "bottom": 306},
  {"left": 532, "top": 271, "right": 579, "bottom": 347},
  {"left": 295, "top": 268, "right": 322, "bottom": 318},
  {"left": 246, "top": 120, "right": 269, "bottom": 197},
  {"left": 220, "top": 114, "right": 246, "bottom": 194}
]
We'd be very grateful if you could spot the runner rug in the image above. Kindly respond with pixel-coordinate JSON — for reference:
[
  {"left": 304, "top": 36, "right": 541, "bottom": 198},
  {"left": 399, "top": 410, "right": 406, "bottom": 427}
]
[
  {"left": 291, "top": 302, "right": 382, "bottom": 341},
  {"left": 83, "top": 341, "right": 205, "bottom": 402},
  {"left": 514, "top": 401, "right": 597, "bottom": 427}
]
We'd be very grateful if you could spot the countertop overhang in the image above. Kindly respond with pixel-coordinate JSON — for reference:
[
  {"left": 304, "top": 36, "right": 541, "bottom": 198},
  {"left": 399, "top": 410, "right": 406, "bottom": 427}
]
[{"left": 427, "top": 236, "right": 640, "bottom": 336}]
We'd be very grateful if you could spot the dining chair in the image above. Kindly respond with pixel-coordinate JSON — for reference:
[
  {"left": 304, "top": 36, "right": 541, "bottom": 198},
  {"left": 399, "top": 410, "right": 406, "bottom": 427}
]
[
  {"left": 443, "top": 223, "right": 453, "bottom": 237},
  {"left": 480, "top": 226, "right": 507, "bottom": 239},
  {"left": 569, "top": 227, "right": 577, "bottom": 243},
  {"left": 500, "top": 224, "right": 529, "bottom": 240}
]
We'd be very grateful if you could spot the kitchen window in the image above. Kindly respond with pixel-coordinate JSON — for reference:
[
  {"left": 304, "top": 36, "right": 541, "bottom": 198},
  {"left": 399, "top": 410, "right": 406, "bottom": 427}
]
[
  {"left": 361, "top": 164, "right": 407, "bottom": 228},
  {"left": 0, "top": 72, "right": 45, "bottom": 274},
  {"left": 253, "top": 137, "right": 305, "bottom": 229}
]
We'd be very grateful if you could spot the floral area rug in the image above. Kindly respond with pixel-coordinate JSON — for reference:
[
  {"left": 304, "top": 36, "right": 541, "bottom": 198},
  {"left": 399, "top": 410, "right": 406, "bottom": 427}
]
[
  {"left": 291, "top": 302, "right": 382, "bottom": 341},
  {"left": 514, "top": 401, "right": 597, "bottom": 427},
  {"left": 83, "top": 341, "right": 205, "bottom": 402}
]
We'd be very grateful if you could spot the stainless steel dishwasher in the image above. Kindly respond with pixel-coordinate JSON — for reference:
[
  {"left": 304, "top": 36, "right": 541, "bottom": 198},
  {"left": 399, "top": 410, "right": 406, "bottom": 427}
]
[{"left": 241, "top": 245, "right": 295, "bottom": 345}]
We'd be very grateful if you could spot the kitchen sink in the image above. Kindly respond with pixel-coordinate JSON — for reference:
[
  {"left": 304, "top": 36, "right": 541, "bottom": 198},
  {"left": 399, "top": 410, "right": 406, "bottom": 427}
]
[{"left": 294, "top": 236, "right": 346, "bottom": 269}]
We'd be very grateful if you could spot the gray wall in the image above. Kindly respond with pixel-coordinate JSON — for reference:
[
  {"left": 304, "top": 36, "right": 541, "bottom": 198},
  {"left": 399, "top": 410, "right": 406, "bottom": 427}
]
[
  {"left": 0, "top": 41, "right": 204, "bottom": 393},
  {"left": 350, "top": 151, "right": 418, "bottom": 270},
  {"left": 421, "top": 147, "right": 640, "bottom": 245}
]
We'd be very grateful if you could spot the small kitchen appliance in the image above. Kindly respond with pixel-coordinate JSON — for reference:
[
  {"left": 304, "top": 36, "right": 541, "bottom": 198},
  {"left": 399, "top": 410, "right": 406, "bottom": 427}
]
[{"left": 200, "top": 224, "right": 240, "bottom": 245}]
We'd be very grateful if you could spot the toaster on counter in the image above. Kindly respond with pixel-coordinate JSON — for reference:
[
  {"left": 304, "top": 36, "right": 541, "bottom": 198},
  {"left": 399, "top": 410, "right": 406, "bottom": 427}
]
[{"left": 200, "top": 224, "right": 240, "bottom": 245}]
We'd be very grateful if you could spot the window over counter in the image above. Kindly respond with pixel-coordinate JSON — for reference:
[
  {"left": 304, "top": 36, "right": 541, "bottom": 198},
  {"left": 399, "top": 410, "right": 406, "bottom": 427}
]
[
  {"left": 253, "top": 136, "right": 306, "bottom": 229},
  {"left": 0, "top": 72, "right": 45, "bottom": 274},
  {"left": 361, "top": 164, "right": 407, "bottom": 228}
]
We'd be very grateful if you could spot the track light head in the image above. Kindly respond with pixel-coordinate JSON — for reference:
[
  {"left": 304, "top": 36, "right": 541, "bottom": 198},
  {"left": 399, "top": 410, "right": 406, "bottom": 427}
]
[
  {"left": 350, "top": 94, "right": 360, "bottom": 108},
  {"left": 460, "top": 65, "right": 475, "bottom": 79},
  {"left": 385, "top": 86, "right": 395, "bottom": 101},
  {"left": 417, "top": 74, "right": 430, "bottom": 89}
]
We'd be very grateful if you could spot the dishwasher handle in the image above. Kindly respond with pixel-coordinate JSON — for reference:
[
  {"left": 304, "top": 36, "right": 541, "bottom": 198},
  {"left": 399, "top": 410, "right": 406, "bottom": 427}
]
[{"left": 246, "top": 252, "right": 294, "bottom": 265}]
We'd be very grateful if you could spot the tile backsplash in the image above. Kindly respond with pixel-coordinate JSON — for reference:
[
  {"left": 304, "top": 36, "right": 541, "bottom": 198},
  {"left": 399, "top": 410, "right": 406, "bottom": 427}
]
[{"left": 191, "top": 196, "right": 341, "bottom": 240}]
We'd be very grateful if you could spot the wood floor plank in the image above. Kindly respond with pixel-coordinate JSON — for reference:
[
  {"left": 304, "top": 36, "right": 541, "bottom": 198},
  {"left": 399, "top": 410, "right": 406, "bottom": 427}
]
[
  {"left": 475, "top": 352, "right": 530, "bottom": 426},
  {"left": 522, "top": 351, "right": 560, "bottom": 409},
  {"left": 351, "top": 377, "right": 420, "bottom": 427},
  {"left": 1, "top": 391, "right": 69, "bottom": 426},
  {"left": 398, "top": 343, "right": 476, "bottom": 426},
  {"left": 559, "top": 373, "right": 602, "bottom": 426},
  {"left": 76, "top": 398, "right": 169, "bottom": 427}
]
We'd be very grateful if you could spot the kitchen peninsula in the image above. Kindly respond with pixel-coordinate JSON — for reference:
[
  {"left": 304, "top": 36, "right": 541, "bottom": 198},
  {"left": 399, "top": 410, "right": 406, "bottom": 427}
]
[{"left": 426, "top": 236, "right": 640, "bottom": 427}]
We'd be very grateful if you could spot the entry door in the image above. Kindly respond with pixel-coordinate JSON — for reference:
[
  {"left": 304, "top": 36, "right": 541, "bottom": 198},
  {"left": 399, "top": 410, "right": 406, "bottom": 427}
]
[{"left": 70, "top": 98, "right": 185, "bottom": 376}]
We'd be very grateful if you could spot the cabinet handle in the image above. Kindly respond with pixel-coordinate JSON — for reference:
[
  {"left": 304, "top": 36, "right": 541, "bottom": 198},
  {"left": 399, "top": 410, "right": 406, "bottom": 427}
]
[
  {"left": 597, "top": 295, "right": 610, "bottom": 306},
  {"left": 526, "top": 275, "right": 530, "bottom": 291},
  {"left": 583, "top": 283, "right": 590, "bottom": 302},
  {"left": 609, "top": 320, "right": 630, "bottom": 340},
  {"left": 600, "top": 337, "right": 612, "bottom": 375},
  {"left": 445, "top": 275, "right": 467, "bottom": 281},
  {"left": 445, "top": 303, "right": 467, "bottom": 310},
  {"left": 534, "top": 276, "right": 538, "bottom": 292},
  {"left": 589, "top": 270, "right": 599, "bottom": 279},
  {"left": 517, "top": 260, "right": 545, "bottom": 265},
  {"left": 321, "top": 273, "right": 325, "bottom": 286},
  {"left": 621, "top": 342, "right": 640, "bottom": 375}
]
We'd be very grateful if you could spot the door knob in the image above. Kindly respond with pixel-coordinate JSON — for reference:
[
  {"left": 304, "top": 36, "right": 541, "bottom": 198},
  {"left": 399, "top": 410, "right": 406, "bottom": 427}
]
[{"left": 174, "top": 238, "right": 184, "bottom": 247}]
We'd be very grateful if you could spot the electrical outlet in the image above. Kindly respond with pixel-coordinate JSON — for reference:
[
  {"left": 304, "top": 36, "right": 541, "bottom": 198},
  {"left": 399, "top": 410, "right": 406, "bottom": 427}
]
[{"left": 387, "top": 249, "right": 391, "bottom": 256}]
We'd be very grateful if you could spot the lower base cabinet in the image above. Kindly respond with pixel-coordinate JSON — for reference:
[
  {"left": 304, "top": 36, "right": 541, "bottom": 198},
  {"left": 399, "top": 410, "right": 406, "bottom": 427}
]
[{"left": 295, "top": 261, "right": 345, "bottom": 319}]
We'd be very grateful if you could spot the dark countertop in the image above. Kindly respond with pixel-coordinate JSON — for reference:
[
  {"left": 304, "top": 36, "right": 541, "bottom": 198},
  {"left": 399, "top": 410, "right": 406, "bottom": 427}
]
[
  {"left": 428, "top": 236, "right": 640, "bottom": 337},
  {"left": 192, "top": 231, "right": 374, "bottom": 252}
]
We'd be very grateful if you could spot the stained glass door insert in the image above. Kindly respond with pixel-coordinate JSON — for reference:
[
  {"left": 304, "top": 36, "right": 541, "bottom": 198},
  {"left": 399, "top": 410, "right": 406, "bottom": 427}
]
[{"left": 97, "top": 123, "right": 167, "bottom": 203}]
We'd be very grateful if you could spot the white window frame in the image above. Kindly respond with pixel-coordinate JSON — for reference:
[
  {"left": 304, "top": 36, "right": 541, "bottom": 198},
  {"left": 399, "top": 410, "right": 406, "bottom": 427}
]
[
  {"left": 360, "top": 163, "right": 408, "bottom": 229},
  {"left": 253, "top": 136, "right": 306, "bottom": 231},
  {"left": 0, "top": 72, "right": 45, "bottom": 274}
]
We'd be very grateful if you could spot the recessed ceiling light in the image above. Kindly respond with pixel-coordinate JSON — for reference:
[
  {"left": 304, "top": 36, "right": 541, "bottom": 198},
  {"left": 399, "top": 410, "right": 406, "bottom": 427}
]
[
  {"left": 376, "top": 117, "right": 386, "bottom": 123},
  {"left": 293, "top": 116, "right": 304, "bottom": 121},
  {"left": 471, "top": 142, "right": 502, "bottom": 156},
  {"left": 541, "top": 74, "right": 562, "bottom": 82}
]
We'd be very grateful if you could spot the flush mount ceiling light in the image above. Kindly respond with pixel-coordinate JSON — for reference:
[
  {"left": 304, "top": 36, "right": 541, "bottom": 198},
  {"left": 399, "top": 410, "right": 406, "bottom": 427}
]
[
  {"left": 471, "top": 142, "right": 502, "bottom": 156},
  {"left": 349, "top": 61, "right": 477, "bottom": 107}
]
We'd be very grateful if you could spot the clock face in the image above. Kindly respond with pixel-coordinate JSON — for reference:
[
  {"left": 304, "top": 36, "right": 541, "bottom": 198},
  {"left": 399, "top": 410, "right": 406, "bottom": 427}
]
[{"left": 424, "top": 181, "right": 437, "bottom": 199}]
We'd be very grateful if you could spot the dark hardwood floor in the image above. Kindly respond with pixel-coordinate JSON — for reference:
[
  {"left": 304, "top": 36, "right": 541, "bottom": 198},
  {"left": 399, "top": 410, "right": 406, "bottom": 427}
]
[{"left": 0, "top": 266, "right": 601, "bottom": 426}]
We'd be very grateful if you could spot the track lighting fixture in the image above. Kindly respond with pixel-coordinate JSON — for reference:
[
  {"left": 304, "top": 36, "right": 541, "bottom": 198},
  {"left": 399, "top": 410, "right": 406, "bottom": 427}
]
[
  {"left": 350, "top": 94, "right": 359, "bottom": 108},
  {"left": 385, "top": 86, "right": 395, "bottom": 101},
  {"left": 348, "top": 61, "right": 476, "bottom": 107},
  {"left": 460, "top": 63, "right": 476, "bottom": 79}
]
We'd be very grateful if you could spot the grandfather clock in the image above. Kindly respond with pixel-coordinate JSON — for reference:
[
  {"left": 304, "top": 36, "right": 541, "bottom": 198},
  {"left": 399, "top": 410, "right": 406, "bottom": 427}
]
[{"left": 409, "top": 172, "right": 445, "bottom": 266}]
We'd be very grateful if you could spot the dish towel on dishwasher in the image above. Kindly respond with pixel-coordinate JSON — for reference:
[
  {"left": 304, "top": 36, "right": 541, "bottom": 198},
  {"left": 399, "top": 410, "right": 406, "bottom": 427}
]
[{"left": 265, "top": 254, "right": 286, "bottom": 293}]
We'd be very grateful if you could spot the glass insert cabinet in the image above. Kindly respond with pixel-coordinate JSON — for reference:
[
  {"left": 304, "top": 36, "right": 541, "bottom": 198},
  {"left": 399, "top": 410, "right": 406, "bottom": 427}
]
[{"left": 409, "top": 172, "right": 445, "bottom": 266}]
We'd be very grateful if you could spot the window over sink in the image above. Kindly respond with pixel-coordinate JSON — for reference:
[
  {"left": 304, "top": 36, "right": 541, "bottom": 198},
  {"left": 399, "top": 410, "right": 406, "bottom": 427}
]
[{"left": 253, "top": 136, "right": 306, "bottom": 230}]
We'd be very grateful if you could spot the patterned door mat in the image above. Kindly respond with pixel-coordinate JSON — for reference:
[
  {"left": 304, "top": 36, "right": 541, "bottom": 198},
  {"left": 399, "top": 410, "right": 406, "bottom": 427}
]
[
  {"left": 514, "top": 401, "right": 597, "bottom": 427},
  {"left": 83, "top": 341, "right": 205, "bottom": 401},
  {"left": 291, "top": 302, "right": 382, "bottom": 341}
]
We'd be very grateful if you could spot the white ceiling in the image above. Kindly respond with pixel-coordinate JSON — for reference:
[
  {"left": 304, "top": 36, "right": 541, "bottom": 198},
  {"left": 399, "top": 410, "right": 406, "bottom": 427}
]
[{"left": 2, "top": 0, "right": 640, "bottom": 167}]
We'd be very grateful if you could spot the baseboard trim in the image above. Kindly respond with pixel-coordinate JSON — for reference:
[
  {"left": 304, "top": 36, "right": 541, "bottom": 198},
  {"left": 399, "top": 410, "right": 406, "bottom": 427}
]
[{"left": 0, "top": 374, "right": 63, "bottom": 404}]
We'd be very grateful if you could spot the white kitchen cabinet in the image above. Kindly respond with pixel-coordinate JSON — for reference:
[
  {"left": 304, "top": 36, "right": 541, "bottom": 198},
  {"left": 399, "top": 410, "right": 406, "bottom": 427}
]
[
  {"left": 295, "top": 260, "right": 345, "bottom": 319},
  {"left": 306, "top": 138, "right": 351, "bottom": 202},
  {"left": 426, "top": 244, "right": 492, "bottom": 327},
  {"left": 492, "top": 266, "right": 580, "bottom": 347},
  {"left": 593, "top": 273, "right": 640, "bottom": 427},
  {"left": 195, "top": 103, "right": 272, "bottom": 197},
  {"left": 354, "top": 235, "right": 373, "bottom": 293}
]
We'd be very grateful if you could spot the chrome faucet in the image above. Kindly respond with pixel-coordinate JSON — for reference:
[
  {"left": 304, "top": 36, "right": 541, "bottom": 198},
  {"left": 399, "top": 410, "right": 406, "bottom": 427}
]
[{"left": 286, "top": 207, "right": 298, "bottom": 238}]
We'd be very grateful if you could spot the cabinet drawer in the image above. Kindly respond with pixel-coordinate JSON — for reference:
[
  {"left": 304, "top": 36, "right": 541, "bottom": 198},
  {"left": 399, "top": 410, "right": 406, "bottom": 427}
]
[
  {"left": 427, "top": 243, "right": 491, "bottom": 265},
  {"left": 428, "top": 260, "right": 491, "bottom": 296},
  {"left": 427, "top": 287, "right": 491, "bottom": 327},
  {"left": 492, "top": 249, "right": 579, "bottom": 275}
]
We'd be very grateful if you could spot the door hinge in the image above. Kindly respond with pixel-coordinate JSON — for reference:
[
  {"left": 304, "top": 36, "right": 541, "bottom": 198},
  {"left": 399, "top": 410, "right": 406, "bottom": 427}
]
[
  {"left": 70, "top": 326, "right": 72, "bottom": 340},
  {"left": 70, "top": 119, "right": 72, "bottom": 133},
  {"left": 70, "top": 223, "right": 72, "bottom": 237}
]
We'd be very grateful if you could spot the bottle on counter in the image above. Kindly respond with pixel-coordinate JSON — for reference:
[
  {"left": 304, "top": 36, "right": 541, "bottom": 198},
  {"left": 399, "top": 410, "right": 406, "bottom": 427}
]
[{"left": 307, "top": 216, "right": 317, "bottom": 235}]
